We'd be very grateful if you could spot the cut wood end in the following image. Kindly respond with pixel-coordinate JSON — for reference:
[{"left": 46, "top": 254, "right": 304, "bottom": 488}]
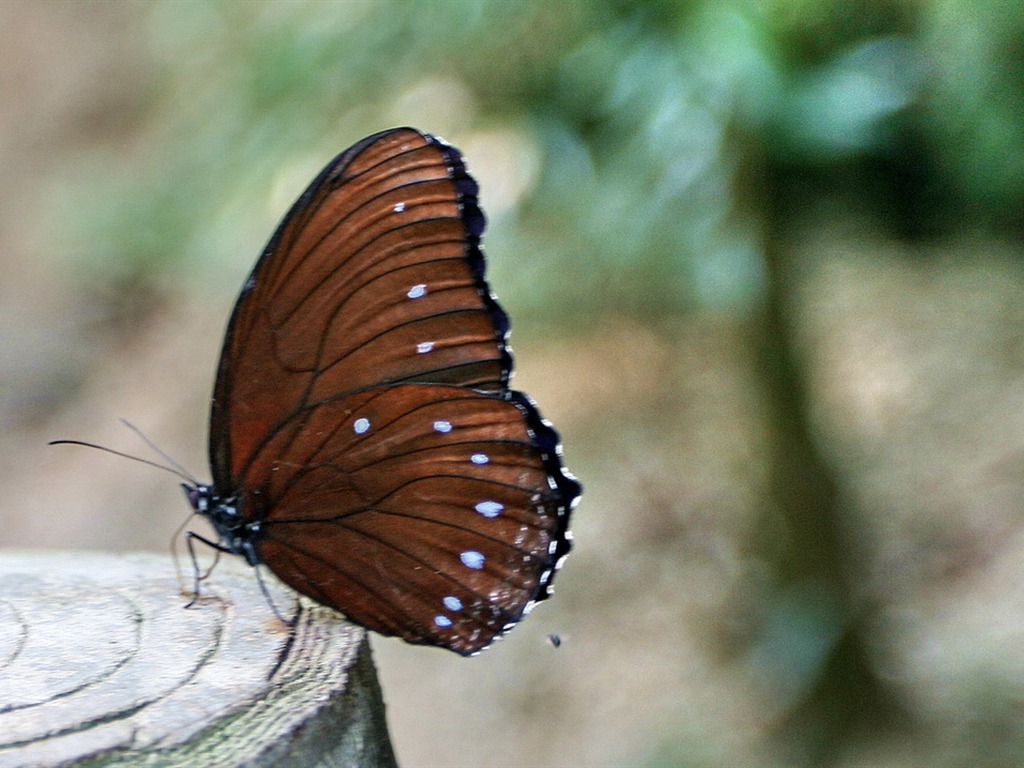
[{"left": 0, "top": 550, "right": 397, "bottom": 768}]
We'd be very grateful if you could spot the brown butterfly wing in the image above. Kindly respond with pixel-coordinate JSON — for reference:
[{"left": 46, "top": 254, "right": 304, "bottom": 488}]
[
  {"left": 206, "top": 128, "right": 579, "bottom": 654},
  {"left": 210, "top": 128, "right": 509, "bottom": 490},
  {"left": 237, "top": 384, "right": 574, "bottom": 655}
]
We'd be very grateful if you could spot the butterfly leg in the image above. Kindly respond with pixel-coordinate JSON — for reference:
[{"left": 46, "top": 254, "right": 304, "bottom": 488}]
[
  {"left": 253, "top": 564, "right": 296, "bottom": 627},
  {"left": 183, "top": 531, "right": 295, "bottom": 625},
  {"left": 183, "top": 530, "right": 233, "bottom": 608}
]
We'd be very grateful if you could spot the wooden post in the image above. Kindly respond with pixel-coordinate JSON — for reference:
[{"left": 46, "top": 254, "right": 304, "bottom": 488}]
[{"left": 0, "top": 551, "right": 398, "bottom": 768}]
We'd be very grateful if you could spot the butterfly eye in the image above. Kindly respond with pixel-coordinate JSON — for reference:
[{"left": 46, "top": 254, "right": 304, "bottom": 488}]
[{"left": 197, "top": 127, "right": 579, "bottom": 655}]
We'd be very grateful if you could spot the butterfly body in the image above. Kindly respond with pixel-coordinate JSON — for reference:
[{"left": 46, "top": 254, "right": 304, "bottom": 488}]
[
  {"left": 191, "top": 128, "right": 579, "bottom": 655},
  {"left": 184, "top": 484, "right": 260, "bottom": 566}
]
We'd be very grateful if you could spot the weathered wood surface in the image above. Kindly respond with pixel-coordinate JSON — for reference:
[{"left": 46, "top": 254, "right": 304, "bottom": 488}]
[{"left": 0, "top": 551, "right": 398, "bottom": 768}]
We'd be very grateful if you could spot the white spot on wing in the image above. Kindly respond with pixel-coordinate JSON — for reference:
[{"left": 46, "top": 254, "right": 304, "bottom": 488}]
[
  {"left": 407, "top": 283, "right": 426, "bottom": 299},
  {"left": 434, "top": 615, "right": 452, "bottom": 627},
  {"left": 470, "top": 453, "right": 489, "bottom": 465},
  {"left": 443, "top": 595, "right": 463, "bottom": 611},
  {"left": 475, "top": 500, "right": 504, "bottom": 518},
  {"left": 353, "top": 417, "right": 371, "bottom": 434},
  {"left": 416, "top": 341, "right": 435, "bottom": 354},
  {"left": 433, "top": 420, "right": 452, "bottom": 433},
  {"left": 393, "top": 202, "right": 406, "bottom": 213},
  {"left": 460, "top": 550, "right": 485, "bottom": 570}
]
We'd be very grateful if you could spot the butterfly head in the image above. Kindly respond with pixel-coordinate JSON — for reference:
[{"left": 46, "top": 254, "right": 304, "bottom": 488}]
[{"left": 182, "top": 483, "right": 261, "bottom": 566}]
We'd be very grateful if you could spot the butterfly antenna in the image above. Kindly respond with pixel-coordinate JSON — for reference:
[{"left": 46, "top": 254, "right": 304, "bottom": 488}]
[
  {"left": 49, "top": 419, "right": 199, "bottom": 485},
  {"left": 119, "top": 419, "right": 199, "bottom": 485},
  {"left": 48, "top": 438, "right": 196, "bottom": 484}
]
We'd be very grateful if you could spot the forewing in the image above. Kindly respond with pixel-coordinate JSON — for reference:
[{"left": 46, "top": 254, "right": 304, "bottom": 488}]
[
  {"left": 210, "top": 128, "right": 510, "bottom": 490},
  {"left": 242, "top": 383, "right": 579, "bottom": 655}
]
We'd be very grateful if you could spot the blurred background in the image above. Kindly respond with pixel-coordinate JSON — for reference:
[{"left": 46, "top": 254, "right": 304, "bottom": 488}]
[{"left": 2, "top": 1, "right": 1024, "bottom": 765}]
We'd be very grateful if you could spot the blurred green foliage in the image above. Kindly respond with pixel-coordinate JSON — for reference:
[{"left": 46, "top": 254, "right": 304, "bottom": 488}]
[
  {"left": 51, "top": 0, "right": 1024, "bottom": 323},
  {"left": 28, "top": 3, "right": 1024, "bottom": 765}
]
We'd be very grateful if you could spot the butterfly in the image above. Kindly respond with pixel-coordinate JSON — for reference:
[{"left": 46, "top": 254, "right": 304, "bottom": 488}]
[{"left": 184, "top": 127, "right": 579, "bottom": 655}]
